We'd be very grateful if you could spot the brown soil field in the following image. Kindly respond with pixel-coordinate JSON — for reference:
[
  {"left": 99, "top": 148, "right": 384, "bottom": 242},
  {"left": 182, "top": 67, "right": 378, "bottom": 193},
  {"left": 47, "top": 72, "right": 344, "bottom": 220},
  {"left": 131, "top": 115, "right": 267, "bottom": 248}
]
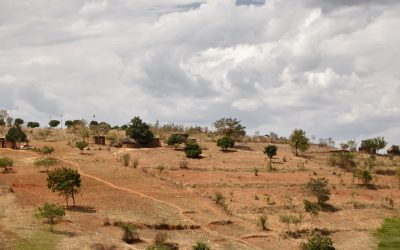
[{"left": 0, "top": 131, "right": 399, "bottom": 249}]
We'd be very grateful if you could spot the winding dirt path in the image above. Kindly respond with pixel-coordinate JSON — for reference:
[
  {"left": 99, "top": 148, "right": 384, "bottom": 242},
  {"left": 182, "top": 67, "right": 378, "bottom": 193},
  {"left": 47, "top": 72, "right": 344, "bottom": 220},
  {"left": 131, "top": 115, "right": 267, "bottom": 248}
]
[{"left": 4, "top": 148, "right": 261, "bottom": 249}]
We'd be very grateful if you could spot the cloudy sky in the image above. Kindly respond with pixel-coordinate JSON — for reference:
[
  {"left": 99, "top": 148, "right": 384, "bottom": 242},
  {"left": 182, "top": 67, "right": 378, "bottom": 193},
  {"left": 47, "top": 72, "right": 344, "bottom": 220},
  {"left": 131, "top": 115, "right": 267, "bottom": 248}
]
[{"left": 1, "top": 0, "right": 399, "bottom": 144}]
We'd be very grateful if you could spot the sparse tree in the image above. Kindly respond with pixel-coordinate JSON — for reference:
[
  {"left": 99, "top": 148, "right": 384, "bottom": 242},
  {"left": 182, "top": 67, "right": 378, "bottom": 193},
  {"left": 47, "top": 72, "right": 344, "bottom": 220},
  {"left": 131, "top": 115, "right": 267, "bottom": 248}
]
[
  {"left": 34, "top": 157, "right": 59, "bottom": 172},
  {"left": 125, "top": 117, "right": 154, "bottom": 146},
  {"left": 47, "top": 167, "right": 81, "bottom": 207},
  {"left": 114, "top": 221, "right": 140, "bottom": 244},
  {"left": 360, "top": 137, "right": 387, "bottom": 154},
  {"left": 264, "top": 145, "right": 278, "bottom": 164},
  {"left": 327, "top": 152, "right": 356, "bottom": 172},
  {"left": 213, "top": 117, "right": 246, "bottom": 138},
  {"left": 49, "top": 120, "right": 60, "bottom": 128},
  {"left": 217, "top": 137, "right": 235, "bottom": 151},
  {"left": 0, "top": 157, "right": 13, "bottom": 173},
  {"left": 289, "top": 129, "right": 310, "bottom": 156},
  {"left": 306, "top": 178, "right": 331, "bottom": 206},
  {"left": 35, "top": 203, "right": 65, "bottom": 225}
]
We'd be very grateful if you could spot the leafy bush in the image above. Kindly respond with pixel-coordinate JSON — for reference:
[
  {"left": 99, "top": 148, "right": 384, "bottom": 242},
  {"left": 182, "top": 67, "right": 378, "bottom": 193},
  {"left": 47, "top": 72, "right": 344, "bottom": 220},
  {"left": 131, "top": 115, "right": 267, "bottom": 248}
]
[
  {"left": 192, "top": 241, "right": 211, "bottom": 250},
  {"left": 184, "top": 142, "right": 202, "bottom": 158},
  {"left": 306, "top": 178, "right": 331, "bottom": 206},
  {"left": 122, "top": 154, "right": 131, "bottom": 167},
  {"left": 264, "top": 145, "right": 278, "bottom": 163},
  {"left": 41, "top": 146, "right": 55, "bottom": 155},
  {"left": 35, "top": 203, "right": 65, "bottom": 224},
  {"left": 0, "top": 157, "right": 13, "bottom": 173},
  {"left": 327, "top": 152, "right": 356, "bottom": 171},
  {"left": 167, "top": 134, "right": 185, "bottom": 148},
  {"left": 216, "top": 137, "right": 235, "bottom": 151},
  {"left": 75, "top": 141, "right": 88, "bottom": 151},
  {"left": 301, "top": 233, "right": 335, "bottom": 250},
  {"left": 114, "top": 221, "right": 140, "bottom": 244}
]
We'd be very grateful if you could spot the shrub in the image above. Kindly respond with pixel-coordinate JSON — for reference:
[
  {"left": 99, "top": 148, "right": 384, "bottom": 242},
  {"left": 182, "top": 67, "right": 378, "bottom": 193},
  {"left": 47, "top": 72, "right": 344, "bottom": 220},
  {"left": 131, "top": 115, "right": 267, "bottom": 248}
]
[
  {"left": 132, "top": 158, "right": 139, "bottom": 168},
  {"left": 264, "top": 145, "right": 278, "bottom": 164},
  {"left": 0, "top": 157, "right": 13, "bottom": 173},
  {"left": 216, "top": 137, "right": 235, "bottom": 151},
  {"left": 301, "top": 233, "right": 335, "bottom": 250},
  {"left": 167, "top": 134, "right": 185, "bottom": 148},
  {"left": 279, "top": 214, "right": 302, "bottom": 232},
  {"left": 192, "top": 241, "right": 211, "bottom": 250},
  {"left": 373, "top": 216, "right": 400, "bottom": 250},
  {"left": 179, "top": 161, "right": 189, "bottom": 169},
  {"left": 41, "top": 146, "right": 55, "bottom": 155},
  {"left": 75, "top": 141, "right": 88, "bottom": 152},
  {"left": 122, "top": 154, "right": 131, "bottom": 167},
  {"left": 214, "top": 192, "right": 225, "bottom": 206},
  {"left": 114, "top": 221, "right": 140, "bottom": 244},
  {"left": 157, "top": 165, "right": 166, "bottom": 174},
  {"left": 327, "top": 152, "right": 356, "bottom": 171},
  {"left": 184, "top": 142, "right": 202, "bottom": 158},
  {"left": 35, "top": 203, "right": 65, "bottom": 225},
  {"left": 254, "top": 167, "right": 259, "bottom": 176},
  {"left": 303, "top": 200, "right": 320, "bottom": 225},
  {"left": 259, "top": 215, "right": 268, "bottom": 231},
  {"left": 306, "top": 178, "right": 331, "bottom": 206}
]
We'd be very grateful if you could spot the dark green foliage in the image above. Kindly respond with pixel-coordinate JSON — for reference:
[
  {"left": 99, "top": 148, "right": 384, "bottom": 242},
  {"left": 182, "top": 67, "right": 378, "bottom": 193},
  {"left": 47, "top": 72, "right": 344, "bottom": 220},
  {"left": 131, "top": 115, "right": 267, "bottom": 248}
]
[
  {"left": 125, "top": 117, "right": 154, "bottom": 146},
  {"left": 47, "top": 167, "right": 81, "bottom": 207},
  {"left": 65, "top": 120, "right": 74, "bottom": 128},
  {"left": 306, "top": 178, "right": 331, "bottom": 206},
  {"left": 27, "top": 121, "right": 40, "bottom": 128},
  {"left": 5, "top": 126, "right": 27, "bottom": 144},
  {"left": 304, "top": 200, "right": 320, "bottom": 216},
  {"left": 0, "top": 156, "right": 13, "bottom": 173},
  {"left": 264, "top": 145, "right": 278, "bottom": 163},
  {"left": 90, "top": 120, "right": 99, "bottom": 126},
  {"left": 75, "top": 141, "right": 88, "bottom": 151},
  {"left": 301, "top": 233, "right": 335, "bottom": 250},
  {"left": 192, "top": 241, "right": 211, "bottom": 250},
  {"left": 14, "top": 118, "right": 24, "bottom": 127},
  {"left": 49, "top": 120, "right": 60, "bottom": 128},
  {"left": 216, "top": 137, "right": 235, "bottom": 151},
  {"left": 184, "top": 142, "right": 202, "bottom": 158},
  {"left": 374, "top": 216, "right": 400, "bottom": 250},
  {"left": 167, "top": 134, "right": 185, "bottom": 148},
  {"left": 212, "top": 117, "right": 246, "bottom": 138},
  {"left": 35, "top": 203, "right": 65, "bottom": 224},
  {"left": 289, "top": 129, "right": 310, "bottom": 156},
  {"left": 328, "top": 152, "right": 356, "bottom": 171}
]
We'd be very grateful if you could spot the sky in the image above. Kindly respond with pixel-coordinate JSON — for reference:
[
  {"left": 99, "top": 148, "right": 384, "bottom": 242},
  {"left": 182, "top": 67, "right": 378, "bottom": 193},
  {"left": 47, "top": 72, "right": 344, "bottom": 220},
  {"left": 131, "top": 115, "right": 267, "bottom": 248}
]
[{"left": 0, "top": 0, "right": 399, "bottom": 145}]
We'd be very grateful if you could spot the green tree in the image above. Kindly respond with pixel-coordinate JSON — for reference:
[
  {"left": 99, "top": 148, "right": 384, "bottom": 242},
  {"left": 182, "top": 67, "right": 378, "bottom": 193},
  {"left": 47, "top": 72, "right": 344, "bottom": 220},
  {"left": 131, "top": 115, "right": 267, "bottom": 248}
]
[
  {"left": 306, "top": 178, "right": 331, "bottom": 206},
  {"left": 27, "top": 121, "right": 40, "bottom": 128},
  {"left": 65, "top": 120, "right": 74, "bottom": 128},
  {"left": 5, "top": 126, "right": 27, "bottom": 148},
  {"left": 49, "top": 120, "right": 60, "bottom": 128},
  {"left": 301, "top": 233, "right": 335, "bottom": 250},
  {"left": 75, "top": 141, "right": 88, "bottom": 152},
  {"left": 14, "top": 118, "right": 24, "bottom": 127},
  {"left": 47, "top": 167, "right": 81, "bottom": 207},
  {"left": 264, "top": 145, "right": 278, "bottom": 164},
  {"left": 34, "top": 157, "right": 59, "bottom": 172},
  {"left": 184, "top": 142, "right": 202, "bottom": 158},
  {"left": 289, "top": 129, "right": 310, "bottom": 156},
  {"left": 167, "top": 134, "right": 185, "bottom": 149},
  {"left": 212, "top": 117, "right": 246, "bottom": 138},
  {"left": 35, "top": 203, "right": 65, "bottom": 225},
  {"left": 361, "top": 137, "right": 387, "bottom": 154},
  {"left": 0, "top": 157, "right": 13, "bottom": 173},
  {"left": 192, "top": 241, "right": 211, "bottom": 250},
  {"left": 126, "top": 117, "right": 154, "bottom": 146},
  {"left": 217, "top": 137, "right": 235, "bottom": 151}
]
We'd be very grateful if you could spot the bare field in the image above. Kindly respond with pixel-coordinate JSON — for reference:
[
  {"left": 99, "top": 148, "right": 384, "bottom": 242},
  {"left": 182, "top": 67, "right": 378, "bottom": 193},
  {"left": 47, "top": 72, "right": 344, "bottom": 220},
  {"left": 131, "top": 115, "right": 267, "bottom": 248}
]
[{"left": 0, "top": 135, "right": 399, "bottom": 250}]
